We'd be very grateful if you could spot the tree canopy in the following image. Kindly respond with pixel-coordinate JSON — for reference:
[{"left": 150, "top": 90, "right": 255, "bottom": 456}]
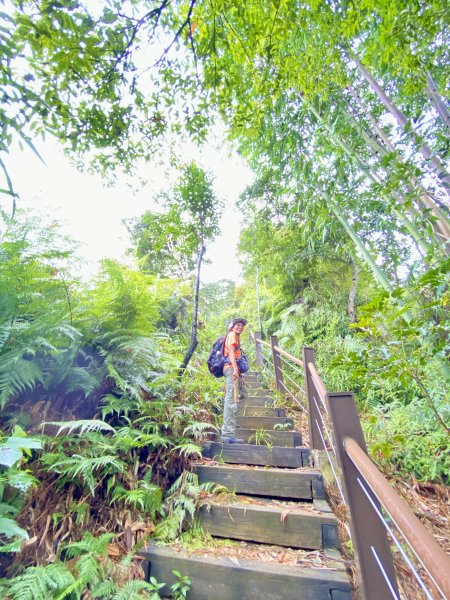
[{"left": 128, "top": 163, "right": 221, "bottom": 278}]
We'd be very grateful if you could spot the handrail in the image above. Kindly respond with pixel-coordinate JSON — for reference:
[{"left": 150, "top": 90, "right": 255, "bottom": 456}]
[
  {"left": 273, "top": 345, "right": 304, "bottom": 368},
  {"left": 307, "top": 361, "right": 327, "bottom": 404},
  {"left": 248, "top": 330, "right": 450, "bottom": 599},
  {"left": 258, "top": 338, "right": 271, "bottom": 348},
  {"left": 344, "top": 437, "right": 450, "bottom": 600}
]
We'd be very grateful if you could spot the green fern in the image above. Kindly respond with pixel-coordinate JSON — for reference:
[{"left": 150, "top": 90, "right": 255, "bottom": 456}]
[
  {"left": 1, "top": 563, "right": 75, "bottom": 600},
  {"left": 0, "top": 355, "right": 44, "bottom": 408},
  {"left": 113, "top": 426, "right": 173, "bottom": 452},
  {"left": 58, "top": 366, "right": 104, "bottom": 397},
  {"left": 173, "top": 441, "right": 203, "bottom": 458},
  {"left": 90, "top": 579, "right": 116, "bottom": 599},
  {"left": 182, "top": 421, "right": 218, "bottom": 440},
  {"left": 64, "top": 532, "right": 116, "bottom": 558},
  {"left": 112, "top": 480, "right": 162, "bottom": 518},
  {"left": 111, "top": 579, "right": 164, "bottom": 600},
  {"left": 155, "top": 473, "right": 226, "bottom": 542},
  {"left": 44, "top": 453, "right": 125, "bottom": 494},
  {"left": 45, "top": 419, "right": 115, "bottom": 436}
]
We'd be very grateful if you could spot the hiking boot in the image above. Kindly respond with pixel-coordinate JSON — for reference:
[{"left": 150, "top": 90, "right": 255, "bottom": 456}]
[{"left": 221, "top": 437, "right": 244, "bottom": 444}]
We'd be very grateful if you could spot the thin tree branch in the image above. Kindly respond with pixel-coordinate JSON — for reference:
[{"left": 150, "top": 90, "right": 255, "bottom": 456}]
[{"left": 156, "top": 0, "right": 196, "bottom": 66}]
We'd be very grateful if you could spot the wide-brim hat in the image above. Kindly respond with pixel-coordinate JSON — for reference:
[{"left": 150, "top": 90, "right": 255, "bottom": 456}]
[{"left": 228, "top": 317, "right": 248, "bottom": 329}]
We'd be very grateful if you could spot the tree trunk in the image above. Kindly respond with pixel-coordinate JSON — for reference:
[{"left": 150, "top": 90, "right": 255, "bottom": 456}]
[
  {"left": 347, "top": 88, "right": 450, "bottom": 247},
  {"left": 348, "top": 257, "right": 358, "bottom": 321},
  {"left": 321, "top": 190, "right": 394, "bottom": 293},
  {"left": 354, "top": 59, "right": 450, "bottom": 197},
  {"left": 347, "top": 85, "right": 395, "bottom": 151},
  {"left": 307, "top": 101, "right": 433, "bottom": 256},
  {"left": 179, "top": 243, "right": 206, "bottom": 375},
  {"left": 426, "top": 72, "right": 450, "bottom": 134}
]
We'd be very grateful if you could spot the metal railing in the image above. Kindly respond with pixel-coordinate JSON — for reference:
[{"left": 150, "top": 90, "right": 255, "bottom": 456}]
[{"left": 248, "top": 328, "right": 450, "bottom": 600}]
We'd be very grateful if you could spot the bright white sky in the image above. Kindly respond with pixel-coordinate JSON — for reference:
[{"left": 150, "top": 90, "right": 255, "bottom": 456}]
[{"left": 5, "top": 128, "right": 253, "bottom": 283}]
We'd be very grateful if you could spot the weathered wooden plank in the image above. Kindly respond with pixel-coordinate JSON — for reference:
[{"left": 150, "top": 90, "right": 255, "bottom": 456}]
[
  {"left": 213, "top": 429, "right": 302, "bottom": 447},
  {"left": 237, "top": 407, "right": 286, "bottom": 417},
  {"left": 238, "top": 397, "right": 276, "bottom": 407},
  {"left": 141, "top": 544, "right": 352, "bottom": 600},
  {"left": 236, "top": 415, "right": 294, "bottom": 430},
  {"left": 201, "top": 442, "right": 310, "bottom": 468},
  {"left": 198, "top": 502, "right": 338, "bottom": 549},
  {"left": 242, "top": 388, "right": 270, "bottom": 396},
  {"left": 195, "top": 465, "right": 321, "bottom": 499}
]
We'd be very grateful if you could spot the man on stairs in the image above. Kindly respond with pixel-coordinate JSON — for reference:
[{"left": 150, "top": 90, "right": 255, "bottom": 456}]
[{"left": 221, "top": 317, "right": 247, "bottom": 444}]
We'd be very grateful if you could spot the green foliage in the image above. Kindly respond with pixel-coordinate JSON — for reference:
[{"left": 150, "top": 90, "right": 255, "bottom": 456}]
[
  {"left": 0, "top": 210, "right": 78, "bottom": 408},
  {"left": 365, "top": 401, "right": 450, "bottom": 481},
  {"left": 2, "top": 0, "right": 210, "bottom": 189},
  {"left": 0, "top": 563, "right": 76, "bottom": 599},
  {"left": 155, "top": 472, "right": 224, "bottom": 543},
  {"left": 276, "top": 301, "right": 350, "bottom": 358},
  {"left": 170, "top": 570, "right": 192, "bottom": 600},
  {"left": 0, "top": 427, "right": 41, "bottom": 552},
  {"left": 128, "top": 163, "right": 222, "bottom": 279},
  {"left": 248, "top": 428, "right": 273, "bottom": 447},
  {"left": 111, "top": 479, "right": 162, "bottom": 519},
  {"left": 0, "top": 532, "right": 165, "bottom": 599}
]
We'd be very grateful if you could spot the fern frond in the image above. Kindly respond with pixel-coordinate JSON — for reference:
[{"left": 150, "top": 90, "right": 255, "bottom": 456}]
[
  {"left": 3, "top": 563, "right": 75, "bottom": 600},
  {"left": 0, "top": 355, "right": 44, "bottom": 407},
  {"left": 111, "top": 579, "right": 162, "bottom": 599},
  {"left": 74, "top": 553, "right": 101, "bottom": 585},
  {"left": 153, "top": 513, "right": 182, "bottom": 542},
  {"left": 91, "top": 579, "right": 117, "bottom": 598},
  {"left": 182, "top": 422, "right": 218, "bottom": 439},
  {"left": 47, "top": 455, "right": 125, "bottom": 494},
  {"left": 44, "top": 419, "right": 115, "bottom": 436},
  {"left": 64, "top": 532, "right": 116, "bottom": 558},
  {"left": 166, "top": 472, "right": 199, "bottom": 496},
  {"left": 112, "top": 481, "right": 162, "bottom": 517},
  {"left": 60, "top": 367, "right": 104, "bottom": 397},
  {"left": 173, "top": 442, "right": 202, "bottom": 458}
]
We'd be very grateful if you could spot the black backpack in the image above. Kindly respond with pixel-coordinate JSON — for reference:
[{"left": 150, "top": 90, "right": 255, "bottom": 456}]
[
  {"left": 207, "top": 335, "right": 227, "bottom": 377},
  {"left": 207, "top": 334, "right": 250, "bottom": 377}
]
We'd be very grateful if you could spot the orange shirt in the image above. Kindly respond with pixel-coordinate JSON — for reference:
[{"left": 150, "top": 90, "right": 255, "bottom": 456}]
[{"left": 223, "top": 331, "right": 241, "bottom": 370}]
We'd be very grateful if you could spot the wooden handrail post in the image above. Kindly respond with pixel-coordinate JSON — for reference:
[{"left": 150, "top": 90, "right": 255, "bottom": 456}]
[
  {"left": 270, "top": 335, "right": 284, "bottom": 394},
  {"left": 254, "top": 331, "right": 263, "bottom": 367},
  {"left": 302, "top": 348, "right": 325, "bottom": 451},
  {"left": 327, "top": 392, "right": 399, "bottom": 600}
]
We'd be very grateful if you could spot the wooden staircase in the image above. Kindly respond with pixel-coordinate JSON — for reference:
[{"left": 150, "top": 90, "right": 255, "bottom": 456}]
[{"left": 142, "top": 372, "right": 352, "bottom": 599}]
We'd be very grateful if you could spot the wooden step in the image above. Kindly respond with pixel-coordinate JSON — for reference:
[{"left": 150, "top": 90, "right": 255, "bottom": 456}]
[
  {"left": 237, "top": 407, "right": 286, "bottom": 417},
  {"left": 198, "top": 501, "right": 339, "bottom": 549},
  {"left": 236, "top": 415, "right": 294, "bottom": 430},
  {"left": 214, "top": 429, "right": 302, "bottom": 447},
  {"left": 141, "top": 544, "right": 352, "bottom": 599},
  {"left": 242, "top": 388, "right": 269, "bottom": 396},
  {"left": 201, "top": 442, "right": 310, "bottom": 468},
  {"left": 195, "top": 465, "right": 323, "bottom": 500},
  {"left": 244, "top": 383, "right": 267, "bottom": 390},
  {"left": 238, "top": 397, "right": 275, "bottom": 407}
]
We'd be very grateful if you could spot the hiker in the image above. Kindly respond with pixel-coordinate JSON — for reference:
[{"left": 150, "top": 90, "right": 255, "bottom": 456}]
[{"left": 221, "top": 317, "right": 247, "bottom": 444}]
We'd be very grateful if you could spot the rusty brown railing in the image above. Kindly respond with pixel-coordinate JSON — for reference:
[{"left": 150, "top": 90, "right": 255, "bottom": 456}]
[{"left": 248, "top": 328, "right": 450, "bottom": 600}]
